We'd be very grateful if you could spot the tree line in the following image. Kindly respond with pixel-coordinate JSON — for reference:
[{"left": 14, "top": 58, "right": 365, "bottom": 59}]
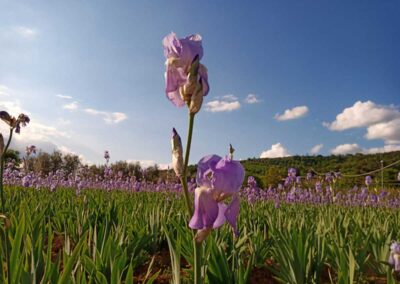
[{"left": 4, "top": 148, "right": 400, "bottom": 188}]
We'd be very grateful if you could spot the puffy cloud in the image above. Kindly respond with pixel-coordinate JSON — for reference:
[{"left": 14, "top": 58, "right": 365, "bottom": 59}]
[
  {"left": 0, "top": 86, "right": 68, "bottom": 144},
  {"left": 84, "top": 108, "right": 127, "bottom": 124},
  {"left": 324, "top": 101, "right": 399, "bottom": 131},
  {"left": 310, "top": 144, "right": 323, "bottom": 155},
  {"left": 331, "top": 142, "right": 400, "bottom": 155},
  {"left": 63, "top": 101, "right": 79, "bottom": 111},
  {"left": 13, "top": 121, "right": 69, "bottom": 141},
  {"left": 365, "top": 144, "right": 400, "bottom": 154},
  {"left": 57, "top": 145, "right": 85, "bottom": 162},
  {"left": 274, "top": 106, "right": 309, "bottom": 121},
  {"left": 365, "top": 118, "right": 400, "bottom": 144},
  {"left": 205, "top": 94, "right": 241, "bottom": 112},
  {"left": 331, "top": 143, "right": 363, "bottom": 155},
  {"left": 244, "top": 94, "right": 260, "bottom": 104},
  {"left": 324, "top": 101, "right": 400, "bottom": 145},
  {"left": 260, "top": 143, "right": 291, "bottom": 158}
]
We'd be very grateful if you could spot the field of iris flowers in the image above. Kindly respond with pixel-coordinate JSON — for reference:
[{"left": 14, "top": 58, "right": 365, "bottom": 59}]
[{"left": 0, "top": 175, "right": 400, "bottom": 283}]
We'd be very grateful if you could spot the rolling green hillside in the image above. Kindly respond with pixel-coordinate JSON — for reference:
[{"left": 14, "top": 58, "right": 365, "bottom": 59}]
[{"left": 241, "top": 151, "right": 400, "bottom": 188}]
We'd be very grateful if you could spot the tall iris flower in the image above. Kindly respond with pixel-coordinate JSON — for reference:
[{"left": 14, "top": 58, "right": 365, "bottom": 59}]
[
  {"left": 0, "top": 111, "right": 30, "bottom": 134},
  {"left": 104, "top": 151, "right": 110, "bottom": 164},
  {"left": 189, "top": 154, "right": 244, "bottom": 242},
  {"left": 163, "top": 32, "right": 209, "bottom": 112}
]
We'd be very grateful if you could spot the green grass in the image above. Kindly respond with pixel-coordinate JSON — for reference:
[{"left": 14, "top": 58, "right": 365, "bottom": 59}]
[{"left": 0, "top": 186, "right": 398, "bottom": 283}]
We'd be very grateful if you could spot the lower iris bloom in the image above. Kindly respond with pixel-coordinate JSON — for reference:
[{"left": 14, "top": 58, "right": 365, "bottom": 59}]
[{"left": 189, "top": 154, "right": 244, "bottom": 243}]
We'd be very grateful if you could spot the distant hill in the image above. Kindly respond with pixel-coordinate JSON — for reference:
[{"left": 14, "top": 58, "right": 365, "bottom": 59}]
[{"left": 240, "top": 151, "right": 400, "bottom": 188}]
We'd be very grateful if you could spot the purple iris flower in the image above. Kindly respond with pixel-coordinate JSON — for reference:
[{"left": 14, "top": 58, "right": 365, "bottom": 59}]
[
  {"left": 247, "top": 176, "right": 257, "bottom": 188},
  {"left": 288, "top": 168, "right": 296, "bottom": 178},
  {"left": 163, "top": 32, "right": 209, "bottom": 107},
  {"left": 334, "top": 171, "right": 342, "bottom": 179},
  {"left": 189, "top": 154, "right": 244, "bottom": 242},
  {"left": 325, "top": 172, "right": 333, "bottom": 183},
  {"left": 365, "top": 175, "right": 372, "bottom": 187},
  {"left": 315, "top": 182, "right": 322, "bottom": 193},
  {"left": 389, "top": 241, "right": 400, "bottom": 271}
]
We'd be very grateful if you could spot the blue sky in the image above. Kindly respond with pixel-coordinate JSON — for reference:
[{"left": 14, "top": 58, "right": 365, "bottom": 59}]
[{"left": 1, "top": 1, "right": 399, "bottom": 167}]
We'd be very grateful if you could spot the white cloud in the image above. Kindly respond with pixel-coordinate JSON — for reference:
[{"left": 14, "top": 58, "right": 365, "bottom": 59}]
[
  {"left": 0, "top": 98, "right": 25, "bottom": 116},
  {"left": 84, "top": 108, "right": 127, "bottom": 124},
  {"left": 0, "top": 85, "right": 11, "bottom": 96},
  {"left": 63, "top": 101, "right": 79, "bottom": 111},
  {"left": 13, "top": 121, "right": 69, "bottom": 141},
  {"left": 260, "top": 143, "right": 291, "bottom": 158},
  {"left": 365, "top": 144, "right": 400, "bottom": 154},
  {"left": 244, "top": 94, "right": 260, "bottom": 104},
  {"left": 222, "top": 94, "right": 238, "bottom": 101},
  {"left": 275, "top": 105, "right": 309, "bottom": 121},
  {"left": 56, "top": 94, "right": 73, "bottom": 100},
  {"left": 324, "top": 101, "right": 400, "bottom": 145},
  {"left": 331, "top": 143, "right": 363, "bottom": 155},
  {"left": 365, "top": 118, "right": 400, "bottom": 144},
  {"left": 324, "top": 101, "right": 399, "bottom": 131},
  {"left": 205, "top": 95, "right": 241, "bottom": 112},
  {"left": 331, "top": 142, "right": 400, "bottom": 155},
  {"left": 0, "top": 87, "right": 68, "bottom": 141},
  {"left": 310, "top": 144, "right": 323, "bottom": 155},
  {"left": 57, "top": 145, "right": 85, "bottom": 161},
  {"left": 13, "top": 26, "right": 38, "bottom": 39}
]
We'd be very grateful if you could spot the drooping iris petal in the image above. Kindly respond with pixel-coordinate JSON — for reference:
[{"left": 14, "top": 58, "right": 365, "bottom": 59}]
[
  {"left": 225, "top": 195, "right": 240, "bottom": 236},
  {"left": 213, "top": 203, "right": 228, "bottom": 228},
  {"left": 212, "top": 156, "right": 245, "bottom": 194},
  {"left": 0, "top": 111, "right": 14, "bottom": 126},
  {"left": 196, "top": 155, "right": 221, "bottom": 188},
  {"left": 165, "top": 65, "right": 187, "bottom": 107},
  {"left": 189, "top": 187, "right": 219, "bottom": 230}
]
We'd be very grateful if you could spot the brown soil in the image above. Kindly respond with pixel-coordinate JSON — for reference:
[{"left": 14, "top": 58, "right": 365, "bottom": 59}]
[
  {"left": 249, "top": 267, "right": 277, "bottom": 284},
  {"left": 133, "top": 248, "right": 173, "bottom": 283}
]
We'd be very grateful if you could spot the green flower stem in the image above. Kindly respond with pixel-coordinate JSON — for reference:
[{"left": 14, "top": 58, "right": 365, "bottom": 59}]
[
  {"left": 179, "top": 112, "right": 202, "bottom": 284},
  {"left": 193, "top": 241, "right": 202, "bottom": 284},
  {"left": 180, "top": 112, "right": 195, "bottom": 216},
  {"left": 0, "top": 128, "right": 13, "bottom": 284}
]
